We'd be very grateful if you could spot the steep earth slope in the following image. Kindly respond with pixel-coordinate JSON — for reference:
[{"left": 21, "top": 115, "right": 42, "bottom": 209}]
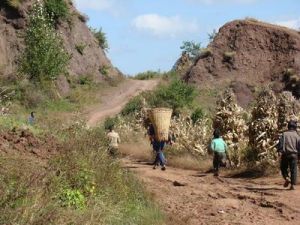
[
  {"left": 0, "top": 0, "right": 121, "bottom": 82},
  {"left": 184, "top": 19, "right": 300, "bottom": 106}
]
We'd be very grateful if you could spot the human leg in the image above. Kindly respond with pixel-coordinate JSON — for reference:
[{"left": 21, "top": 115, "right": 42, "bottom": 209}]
[
  {"left": 280, "top": 155, "right": 290, "bottom": 187},
  {"left": 213, "top": 153, "right": 220, "bottom": 176},
  {"left": 288, "top": 154, "right": 298, "bottom": 189}
]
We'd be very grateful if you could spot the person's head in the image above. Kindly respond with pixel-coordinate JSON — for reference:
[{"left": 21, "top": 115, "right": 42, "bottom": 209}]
[
  {"left": 109, "top": 126, "right": 114, "bottom": 132},
  {"left": 213, "top": 129, "right": 221, "bottom": 139},
  {"left": 288, "top": 120, "right": 297, "bottom": 130},
  {"left": 30, "top": 112, "right": 34, "bottom": 117}
]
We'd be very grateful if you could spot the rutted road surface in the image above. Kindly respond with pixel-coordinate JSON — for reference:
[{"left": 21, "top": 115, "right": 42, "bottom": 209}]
[
  {"left": 122, "top": 158, "right": 300, "bottom": 225},
  {"left": 86, "top": 79, "right": 158, "bottom": 126}
]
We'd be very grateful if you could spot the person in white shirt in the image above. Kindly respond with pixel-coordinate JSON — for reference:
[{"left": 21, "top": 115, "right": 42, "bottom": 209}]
[{"left": 107, "top": 126, "right": 121, "bottom": 157}]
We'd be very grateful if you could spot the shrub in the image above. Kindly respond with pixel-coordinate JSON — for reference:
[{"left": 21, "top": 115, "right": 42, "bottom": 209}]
[
  {"left": 223, "top": 51, "right": 236, "bottom": 63},
  {"left": 77, "top": 12, "right": 89, "bottom": 23},
  {"left": 134, "top": 70, "right": 160, "bottom": 80},
  {"left": 99, "top": 65, "right": 110, "bottom": 76},
  {"left": 191, "top": 107, "right": 204, "bottom": 124},
  {"left": 121, "top": 96, "right": 143, "bottom": 116},
  {"left": 90, "top": 27, "right": 109, "bottom": 51},
  {"left": 148, "top": 79, "right": 197, "bottom": 113},
  {"left": 44, "top": 0, "right": 69, "bottom": 24},
  {"left": 19, "top": 1, "right": 70, "bottom": 82},
  {"left": 104, "top": 117, "right": 118, "bottom": 130},
  {"left": 78, "top": 75, "right": 92, "bottom": 85},
  {"left": 75, "top": 43, "right": 86, "bottom": 55},
  {"left": 180, "top": 41, "right": 202, "bottom": 60}
]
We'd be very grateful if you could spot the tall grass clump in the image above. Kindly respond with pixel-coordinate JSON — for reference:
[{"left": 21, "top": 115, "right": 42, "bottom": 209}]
[
  {"left": 19, "top": 1, "right": 69, "bottom": 82},
  {"left": 134, "top": 71, "right": 161, "bottom": 80}
]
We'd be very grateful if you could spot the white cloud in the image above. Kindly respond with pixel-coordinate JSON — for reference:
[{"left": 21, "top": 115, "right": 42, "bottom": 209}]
[
  {"left": 186, "top": 0, "right": 257, "bottom": 4},
  {"left": 276, "top": 18, "right": 300, "bottom": 30},
  {"left": 132, "top": 14, "right": 200, "bottom": 38}
]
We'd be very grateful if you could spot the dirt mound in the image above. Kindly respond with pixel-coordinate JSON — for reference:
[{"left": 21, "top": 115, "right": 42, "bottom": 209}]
[
  {"left": 184, "top": 19, "right": 300, "bottom": 106},
  {"left": 0, "top": 0, "right": 121, "bottom": 86},
  {"left": 0, "top": 128, "right": 60, "bottom": 159}
]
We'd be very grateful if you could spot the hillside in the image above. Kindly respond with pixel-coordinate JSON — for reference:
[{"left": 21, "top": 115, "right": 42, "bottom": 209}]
[
  {"left": 184, "top": 19, "right": 300, "bottom": 106},
  {"left": 0, "top": 0, "right": 121, "bottom": 86}
]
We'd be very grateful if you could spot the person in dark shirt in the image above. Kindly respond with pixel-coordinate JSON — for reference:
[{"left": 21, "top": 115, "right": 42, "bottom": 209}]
[{"left": 277, "top": 120, "right": 300, "bottom": 190}]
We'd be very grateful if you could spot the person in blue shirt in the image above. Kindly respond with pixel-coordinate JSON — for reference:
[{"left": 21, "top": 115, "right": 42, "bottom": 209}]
[{"left": 210, "top": 129, "right": 228, "bottom": 176}]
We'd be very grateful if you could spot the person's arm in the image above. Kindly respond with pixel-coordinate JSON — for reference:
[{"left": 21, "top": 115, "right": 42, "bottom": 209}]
[
  {"left": 277, "top": 134, "right": 284, "bottom": 155},
  {"left": 117, "top": 134, "right": 121, "bottom": 144},
  {"left": 210, "top": 140, "right": 215, "bottom": 152}
]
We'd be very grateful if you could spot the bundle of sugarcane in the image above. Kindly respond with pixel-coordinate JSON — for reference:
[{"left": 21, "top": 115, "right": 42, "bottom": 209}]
[
  {"left": 249, "top": 89, "right": 278, "bottom": 164},
  {"left": 277, "top": 91, "right": 300, "bottom": 132},
  {"left": 213, "top": 89, "right": 248, "bottom": 167},
  {"left": 170, "top": 114, "right": 211, "bottom": 156}
]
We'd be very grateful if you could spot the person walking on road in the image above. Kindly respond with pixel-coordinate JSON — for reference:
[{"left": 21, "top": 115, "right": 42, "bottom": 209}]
[
  {"left": 148, "top": 123, "right": 172, "bottom": 171},
  {"left": 107, "top": 126, "right": 121, "bottom": 157},
  {"left": 277, "top": 120, "right": 300, "bottom": 190},
  {"left": 210, "top": 129, "right": 228, "bottom": 176}
]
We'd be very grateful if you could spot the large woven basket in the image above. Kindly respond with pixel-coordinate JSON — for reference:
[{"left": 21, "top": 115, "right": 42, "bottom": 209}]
[{"left": 150, "top": 108, "right": 172, "bottom": 141}]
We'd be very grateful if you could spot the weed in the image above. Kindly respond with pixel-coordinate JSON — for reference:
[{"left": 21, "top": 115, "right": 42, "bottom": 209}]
[
  {"left": 59, "top": 188, "right": 86, "bottom": 209},
  {"left": 191, "top": 107, "right": 205, "bottom": 124},
  {"left": 75, "top": 43, "right": 86, "bottom": 55}
]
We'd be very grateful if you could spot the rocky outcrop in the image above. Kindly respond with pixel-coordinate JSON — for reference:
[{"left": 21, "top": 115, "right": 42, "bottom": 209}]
[
  {"left": 184, "top": 19, "right": 300, "bottom": 106},
  {"left": 0, "top": 0, "right": 121, "bottom": 81}
]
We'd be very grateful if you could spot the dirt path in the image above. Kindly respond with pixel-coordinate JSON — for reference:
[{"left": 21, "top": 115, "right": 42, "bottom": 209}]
[
  {"left": 86, "top": 79, "right": 158, "bottom": 126},
  {"left": 122, "top": 158, "right": 300, "bottom": 225}
]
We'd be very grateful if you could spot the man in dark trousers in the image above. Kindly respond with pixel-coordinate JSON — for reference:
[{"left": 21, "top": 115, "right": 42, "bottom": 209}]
[{"left": 277, "top": 120, "right": 300, "bottom": 190}]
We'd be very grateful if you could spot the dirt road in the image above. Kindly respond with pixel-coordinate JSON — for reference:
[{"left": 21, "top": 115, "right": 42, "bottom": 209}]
[
  {"left": 122, "top": 158, "right": 300, "bottom": 225},
  {"left": 86, "top": 79, "right": 158, "bottom": 126}
]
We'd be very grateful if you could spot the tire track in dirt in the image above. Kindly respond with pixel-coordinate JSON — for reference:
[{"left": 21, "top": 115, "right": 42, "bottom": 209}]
[{"left": 122, "top": 158, "right": 300, "bottom": 225}]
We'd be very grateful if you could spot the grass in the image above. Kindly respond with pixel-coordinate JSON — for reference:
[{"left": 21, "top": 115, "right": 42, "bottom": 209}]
[{"left": 0, "top": 126, "right": 165, "bottom": 225}]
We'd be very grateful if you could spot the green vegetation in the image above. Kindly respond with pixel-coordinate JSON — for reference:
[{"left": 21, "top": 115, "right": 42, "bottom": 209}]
[
  {"left": 180, "top": 41, "right": 202, "bottom": 60},
  {"left": 148, "top": 79, "right": 197, "bottom": 113},
  {"left": 208, "top": 29, "right": 217, "bottom": 42},
  {"left": 134, "top": 70, "right": 161, "bottom": 80},
  {"left": 0, "top": 127, "right": 164, "bottom": 224},
  {"left": 91, "top": 27, "right": 109, "bottom": 51},
  {"left": 104, "top": 117, "right": 119, "bottom": 130},
  {"left": 191, "top": 107, "right": 205, "bottom": 124},
  {"left": 99, "top": 65, "right": 110, "bottom": 76},
  {"left": 44, "top": 0, "right": 69, "bottom": 24},
  {"left": 121, "top": 95, "right": 144, "bottom": 116},
  {"left": 75, "top": 43, "right": 86, "bottom": 55},
  {"left": 19, "top": 1, "right": 70, "bottom": 82}
]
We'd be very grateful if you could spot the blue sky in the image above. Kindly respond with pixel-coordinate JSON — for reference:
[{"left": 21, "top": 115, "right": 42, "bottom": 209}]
[{"left": 74, "top": 0, "right": 300, "bottom": 75}]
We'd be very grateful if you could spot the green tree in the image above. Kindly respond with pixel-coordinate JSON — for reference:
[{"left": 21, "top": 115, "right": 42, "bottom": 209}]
[
  {"left": 149, "top": 79, "right": 197, "bottom": 112},
  {"left": 180, "top": 41, "right": 201, "bottom": 59},
  {"left": 20, "top": 1, "right": 69, "bottom": 82},
  {"left": 44, "top": 0, "right": 69, "bottom": 24}
]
